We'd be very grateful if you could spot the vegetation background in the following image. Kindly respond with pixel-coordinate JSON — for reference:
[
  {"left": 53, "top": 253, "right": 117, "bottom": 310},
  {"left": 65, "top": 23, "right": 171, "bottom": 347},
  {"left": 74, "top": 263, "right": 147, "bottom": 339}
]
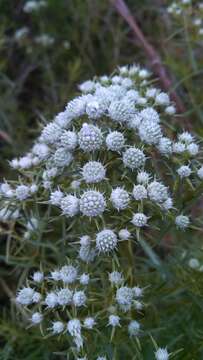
[{"left": 0, "top": 0, "right": 203, "bottom": 359}]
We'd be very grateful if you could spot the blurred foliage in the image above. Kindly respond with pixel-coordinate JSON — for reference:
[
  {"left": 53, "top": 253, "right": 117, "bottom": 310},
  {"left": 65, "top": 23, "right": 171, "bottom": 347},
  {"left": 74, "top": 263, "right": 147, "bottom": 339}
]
[{"left": 0, "top": 0, "right": 203, "bottom": 359}]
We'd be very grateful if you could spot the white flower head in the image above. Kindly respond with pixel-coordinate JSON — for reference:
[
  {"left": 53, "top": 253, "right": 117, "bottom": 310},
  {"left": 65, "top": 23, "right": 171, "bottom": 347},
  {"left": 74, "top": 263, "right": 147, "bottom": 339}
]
[
  {"left": 78, "top": 123, "right": 103, "bottom": 152},
  {"left": 133, "top": 184, "right": 147, "bottom": 200},
  {"left": 178, "top": 131, "right": 193, "bottom": 144},
  {"left": 197, "top": 166, "right": 203, "bottom": 179},
  {"left": 86, "top": 99, "right": 106, "bottom": 119},
  {"left": 155, "top": 92, "right": 170, "bottom": 106},
  {"left": 31, "top": 312, "right": 43, "bottom": 324},
  {"left": 52, "top": 321, "right": 64, "bottom": 334},
  {"left": 50, "top": 270, "right": 61, "bottom": 281},
  {"left": 96, "top": 229, "right": 118, "bottom": 253},
  {"left": 60, "top": 265, "right": 78, "bottom": 284},
  {"left": 187, "top": 143, "right": 199, "bottom": 156},
  {"left": 138, "top": 120, "right": 162, "bottom": 145},
  {"left": 148, "top": 181, "right": 169, "bottom": 204},
  {"left": 155, "top": 348, "right": 169, "bottom": 360},
  {"left": 50, "top": 190, "right": 64, "bottom": 206},
  {"left": 108, "top": 314, "right": 120, "bottom": 327},
  {"left": 175, "top": 215, "right": 190, "bottom": 230},
  {"left": 157, "top": 137, "right": 172, "bottom": 156},
  {"left": 80, "top": 273, "right": 90, "bottom": 285},
  {"left": 139, "top": 107, "right": 160, "bottom": 123},
  {"left": 116, "top": 286, "right": 133, "bottom": 311},
  {"left": 83, "top": 317, "right": 96, "bottom": 329},
  {"left": 123, "top": 147, "right": 146, "bottom": 170},
  {"left": 173, "top": 142, "right": 186, "bottom": 154},
  {"left": 79, "top": 80, "right": 95, "bottom": 93},
  {"left": 53, "top": 148, "right": 73, "bottom": 168},
  {"left": 162, "top": 197, "right": 173, "bottom": 211},
  {"left": 80, "top": 190, "right": 106, "bottom": 217},
  {"left": 67, "top": 319, "right": 83, "bottom": 350},
  {"left": 133, "top": 286, "right": 143, "bottom": 298},
  {"left": 65, "top": 96, "right": 87, "bottom": 119},
  {"left": 188, "top": 258, "right": 200, "bottom": 269},
  {"left": 45, "top": 292, "right": 58, "bottom": 308},
  {"left": 165, "top": 105, "right": 176, "bottom": 115},
  {"left": 137, "top": 171, "right": 150, "bottom": 185},
  {"left": 128, "top": 320, "right": 140, "bottom": 336},
  {"left": 32, "top": 271, "right": 44, "bottom": 283},
  {"left": 73, "top": 291, "right": 86, "bottom": 307},
  {"left": 79, "top": 244, "right": 96, "bottom": 263},
  {"left": 118, "top": 229, "right": 131, "bottom": 240},
  {"left": 110, "top": 187, "right": 130, "bottom": 210},
  {"left": 177, "top": 165, "right": 191, "bottom": 178},
  {"left": 82, "top": 161, "right": 106, "bottom": 184},
  {"left": 106, "top": 131, "right": 125, "bottom": 152},
  {"left": 32, "top": 143, "right": 50, "bottom": 160},
  {"left": 16, "top": 287, "right": 36, "bottom": 305},
  {"left": 109, "top": 271, "right": 124, "bottom": 285},
  {"left": 131, "top": 213, "right": 148, "bottom": 227},
  {"left": 41, "top": 122, "right": 62, "bottom": 145},
  {"left": 60, "top": 130, "right": 78, "bottom": 150},
  {"left": 60, "top": 195, "right": 79, "bottom": 217},
  {"left": 146, "top": 87, "right": 158, "bottom": 98},
  {"left": 108, "top": 100, "right": 135, "bottom": 124},
  {"left": 57, "top": 288, "right": 73, "bottom": 305},
  {"left": 15, "top": 185, "right": 30, "bottom": 201}
]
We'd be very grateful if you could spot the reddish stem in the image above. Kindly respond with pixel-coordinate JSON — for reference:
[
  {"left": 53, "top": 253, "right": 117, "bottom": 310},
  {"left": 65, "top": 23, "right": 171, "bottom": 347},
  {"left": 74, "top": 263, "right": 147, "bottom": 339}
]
[{"left": 109, "top": 0, "right": 187, "bottom": 117}]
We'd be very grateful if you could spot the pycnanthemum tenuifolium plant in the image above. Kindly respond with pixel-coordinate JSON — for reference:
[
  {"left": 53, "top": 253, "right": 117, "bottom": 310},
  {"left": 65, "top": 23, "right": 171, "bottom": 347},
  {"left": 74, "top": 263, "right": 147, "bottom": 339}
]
[{"left": 1, "top": 64, "right": 203, "bottom": 359}]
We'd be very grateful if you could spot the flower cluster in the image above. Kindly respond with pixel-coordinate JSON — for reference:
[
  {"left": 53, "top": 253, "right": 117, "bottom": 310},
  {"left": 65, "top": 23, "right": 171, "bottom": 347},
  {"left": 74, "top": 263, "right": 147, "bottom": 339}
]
[
  {"left": 1, "top": 64, "right": 202, "bottom": 358},
  {"left": 16, "top": 262, "right": 146, "bottom": 358}
]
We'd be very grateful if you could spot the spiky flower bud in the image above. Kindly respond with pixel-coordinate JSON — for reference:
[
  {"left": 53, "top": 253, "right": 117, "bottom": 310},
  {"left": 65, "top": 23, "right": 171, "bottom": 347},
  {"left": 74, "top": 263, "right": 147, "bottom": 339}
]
[
  {"left": 53, "top": 148, "right": 73, "bottom": 168},
  {"left": 73, "top": 290, "right": 86, "bottom": 307},
  {"left": 155, "top": 348, "right": 169, "bottom": 360},
  {"left": 123, "top": 147, "right": 146, "bottom": 170},
  {"left": 78, "top": 123, "right": 103, "bottom": 152},
  {"left": 106, "top": 131, "right": 125, "bottom": 152},
  {"left": 147, "top": 181, "right": 169, "bottom": 204},
  {"left": 131, "top": 213, "right": 148, "bottom": 227},
  {"left": 32, "top": 271, "right": 44, "bottom": 283},
  {"left": 108, "top": 315, "right": 120, "bottom": 327},
  {"left": 60, "top": 130, "right": 78, "bottom": 150},
  {"left": 110, "top": 187, "right": 130, "bottom": 210},
  {"left": 133, "top": 184, "right": 147, "bottom": 200},
  {"left": 31, "top": 312, "right": 43, "bottom": 324},
  {"left": 84, "top": 317, "right": 96, "bottom": 329},
  {"left": 82, "top": 161, "right": 106, "bottom": 184},
  {"left": 50, "top": 190, "right": 64, "bottom": 206},
  {"left": 118, "top": 229, "right": 131, "bottom": 240},
  {"left": 45, "top": 292, "right": 58, "bottom": 308},
  {"left": 60, "top": 195, "right": 79, "bottom": 217},
  {"left": 116, "top": 286, "right": 133, "bottom": 311},
  {"left": 57, "top": 288, "right": 73, "bottom": 305},
  {"left": 60, "top": 265, "right": 78, "bottom": 284},
  {"left": 15, "top": 185, "right": 30, "bottom": 200},
  {"left": 80, "top": 190, "right": 106, "bottom": 217},
  {"left": 52, "top": 321, "right": 64, "bottom": 334},
  {"left": 41, "top": 122, "right": 62, "bottom": 145},
  {"left": 96, "top": 229, "right": 118, "bottom": 253},
  {"left": 177, "top": 165, "right": 191, "bottom": 178},
  {"left": 175, "top": 215, "right": 190, "bottom": 230},
  {"left": 128, "top": 320, "right": 140, "bottom": 336},
  {"left": 138, "top": 120, "right": 162, "bottom": 145}
]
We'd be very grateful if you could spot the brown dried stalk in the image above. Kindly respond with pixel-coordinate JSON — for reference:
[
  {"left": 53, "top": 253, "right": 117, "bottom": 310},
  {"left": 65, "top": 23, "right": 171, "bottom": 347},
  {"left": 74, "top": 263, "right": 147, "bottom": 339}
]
[
  {"left": 0, "top": 130, "right": 12, "bottom": 144},
  {"left": 109, "top": 0, "right": 187, "bottom": 116}
]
